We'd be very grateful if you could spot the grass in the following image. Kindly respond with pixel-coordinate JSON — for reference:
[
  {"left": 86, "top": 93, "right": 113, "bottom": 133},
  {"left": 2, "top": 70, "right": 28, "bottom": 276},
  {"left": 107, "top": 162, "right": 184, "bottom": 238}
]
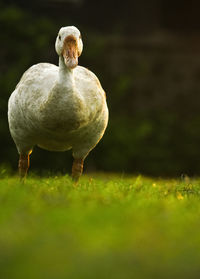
[{"left": 1, "top": 173, "right": 200, "bottom": 279}]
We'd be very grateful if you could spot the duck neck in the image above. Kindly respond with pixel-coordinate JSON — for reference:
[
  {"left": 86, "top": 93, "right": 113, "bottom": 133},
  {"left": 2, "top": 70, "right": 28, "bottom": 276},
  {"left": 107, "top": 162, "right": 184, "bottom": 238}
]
[{"left": 58, "top": 56, "right": 75, "bottom": 90}]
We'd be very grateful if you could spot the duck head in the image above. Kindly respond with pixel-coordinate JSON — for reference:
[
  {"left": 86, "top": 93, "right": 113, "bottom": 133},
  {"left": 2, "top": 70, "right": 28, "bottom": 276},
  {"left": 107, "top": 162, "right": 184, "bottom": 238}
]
[{"left": 55, "top": 26, "right": 83, "bottom": 69}]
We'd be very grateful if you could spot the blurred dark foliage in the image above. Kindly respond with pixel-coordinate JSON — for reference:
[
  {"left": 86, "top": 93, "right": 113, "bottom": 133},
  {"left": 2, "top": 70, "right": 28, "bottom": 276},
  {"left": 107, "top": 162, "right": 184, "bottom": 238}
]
[{"left": 1, "top": 0, "right": 200, "bottom": 176}]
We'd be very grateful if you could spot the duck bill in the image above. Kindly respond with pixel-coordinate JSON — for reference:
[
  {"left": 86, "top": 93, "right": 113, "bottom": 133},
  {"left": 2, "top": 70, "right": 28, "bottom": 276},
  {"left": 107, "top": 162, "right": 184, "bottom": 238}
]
[{"left": 63, "top": 36, "right": 78, "bottom": 69}]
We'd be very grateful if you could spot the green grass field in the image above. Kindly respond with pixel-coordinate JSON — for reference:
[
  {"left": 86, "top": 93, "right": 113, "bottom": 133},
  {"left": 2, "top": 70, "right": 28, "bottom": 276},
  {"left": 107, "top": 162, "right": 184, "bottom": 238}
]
[{"left": 1, "top": 173, "right": 200, "bottom": 279}]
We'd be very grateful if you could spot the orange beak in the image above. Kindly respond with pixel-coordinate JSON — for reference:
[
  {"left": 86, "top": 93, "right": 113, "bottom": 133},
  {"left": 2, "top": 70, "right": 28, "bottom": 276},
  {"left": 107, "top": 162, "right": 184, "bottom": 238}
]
[{"left": 62, "top": 35, "right": 78, "bottom": 69}]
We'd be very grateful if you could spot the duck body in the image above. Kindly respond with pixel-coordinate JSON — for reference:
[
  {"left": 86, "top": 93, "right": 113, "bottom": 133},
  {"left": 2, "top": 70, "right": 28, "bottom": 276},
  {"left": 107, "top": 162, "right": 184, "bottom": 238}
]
[
  {"left": 8, "top": 62, "right": 108, "bottom": 158},
  {"left": 8, "top": 26, "right": 108, "bottom": 180}
]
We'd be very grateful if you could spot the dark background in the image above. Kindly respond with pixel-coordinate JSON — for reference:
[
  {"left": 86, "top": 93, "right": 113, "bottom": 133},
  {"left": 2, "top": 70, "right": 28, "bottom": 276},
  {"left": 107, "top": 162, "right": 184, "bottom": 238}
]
[{"left": 1, "top": 0, "right": 200, "bottom": 176}]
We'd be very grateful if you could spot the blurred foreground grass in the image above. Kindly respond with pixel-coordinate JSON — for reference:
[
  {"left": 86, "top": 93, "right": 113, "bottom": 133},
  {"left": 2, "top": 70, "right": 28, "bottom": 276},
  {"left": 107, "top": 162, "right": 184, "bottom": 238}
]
[{"left": 0, "top": 173, "right": 200, "bottom": 279}]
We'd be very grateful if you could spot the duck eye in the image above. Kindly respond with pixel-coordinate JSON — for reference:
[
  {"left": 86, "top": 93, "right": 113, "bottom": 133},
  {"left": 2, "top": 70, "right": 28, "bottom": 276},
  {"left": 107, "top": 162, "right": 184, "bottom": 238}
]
[{"left": 58, "top": 35, "right": 61, "bottom": 40}]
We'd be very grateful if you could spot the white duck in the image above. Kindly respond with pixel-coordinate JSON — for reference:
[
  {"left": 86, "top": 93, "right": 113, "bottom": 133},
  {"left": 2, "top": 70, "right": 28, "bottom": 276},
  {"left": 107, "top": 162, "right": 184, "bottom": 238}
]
[{"left": 8, "top": 26, "right": 108, "bottom": 181}]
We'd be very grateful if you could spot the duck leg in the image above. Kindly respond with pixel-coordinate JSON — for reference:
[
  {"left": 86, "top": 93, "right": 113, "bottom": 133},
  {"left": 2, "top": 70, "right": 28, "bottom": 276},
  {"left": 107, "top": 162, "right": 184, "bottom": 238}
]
[
  {"left": 72, "top": 158, "right": 84, "bottom": 182},
  {"left": 18, "top": 153, "right": 30, "bottom": 180}
]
